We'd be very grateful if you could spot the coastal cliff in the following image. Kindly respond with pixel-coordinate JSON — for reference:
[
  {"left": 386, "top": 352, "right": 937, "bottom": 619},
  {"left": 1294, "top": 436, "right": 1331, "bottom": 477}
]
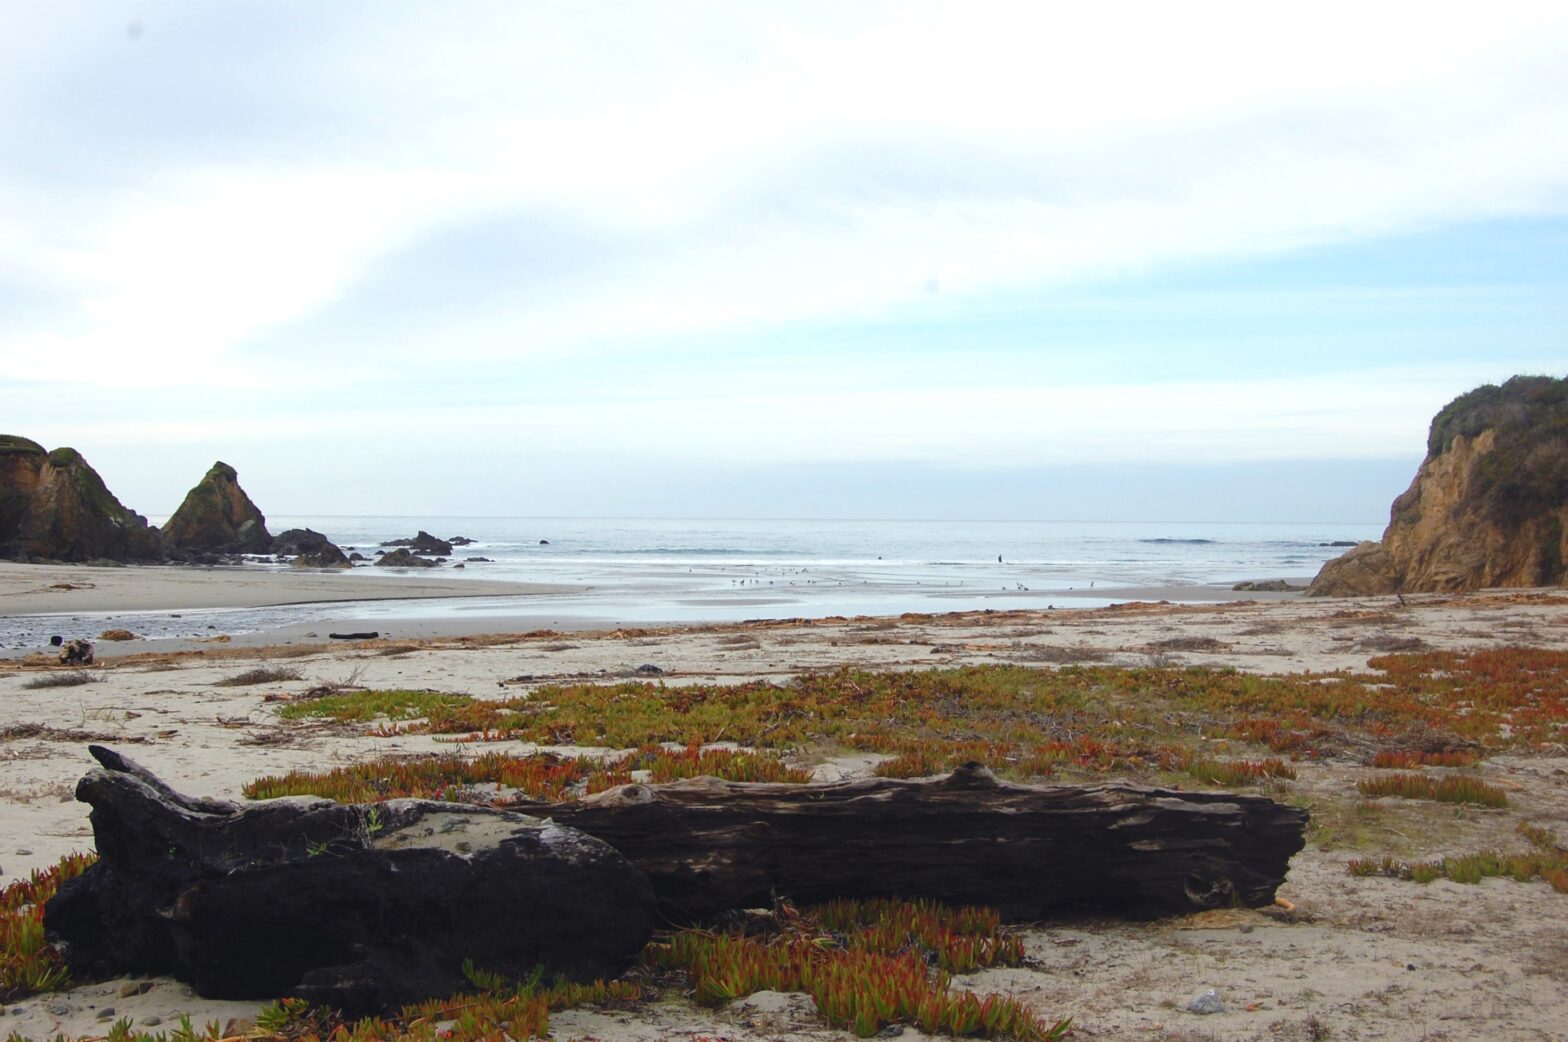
[
  {"left": 0, "top": 436, "right": 162, "bottom": 562},
  {"left": 161, "top": 462, "right": 273, "bottom": 556},
  {"left": 1310, "top": 376, "right": 1568, "bottom": 595}
]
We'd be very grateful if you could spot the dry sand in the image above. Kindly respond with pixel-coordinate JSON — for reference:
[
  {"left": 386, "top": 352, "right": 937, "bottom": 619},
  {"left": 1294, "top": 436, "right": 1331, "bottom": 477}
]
[{"left": 2, "top": 570, "right": 1567, "bottom": 1041}]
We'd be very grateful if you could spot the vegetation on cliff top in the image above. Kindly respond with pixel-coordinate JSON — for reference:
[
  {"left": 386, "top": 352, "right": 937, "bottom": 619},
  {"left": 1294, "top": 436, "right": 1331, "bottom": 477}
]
[
  {"left": 0, "top": 435, "right": 45, "bottom": 455},
  {"left": 1425, "top": 375, "right": 1568, "bottom": 526},
  {"left": 1427, "top": 375, "right": 1567, "bottom": 455}
]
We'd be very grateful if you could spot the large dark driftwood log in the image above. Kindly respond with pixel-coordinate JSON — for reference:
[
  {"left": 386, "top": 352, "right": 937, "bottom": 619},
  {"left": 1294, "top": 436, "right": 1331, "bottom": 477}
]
[
  {"left": 45, "top": 746, "right": 657, "bottom": 1017},
  {"left": 515, "top": 763, "right": 1308, "bottom": 922}
]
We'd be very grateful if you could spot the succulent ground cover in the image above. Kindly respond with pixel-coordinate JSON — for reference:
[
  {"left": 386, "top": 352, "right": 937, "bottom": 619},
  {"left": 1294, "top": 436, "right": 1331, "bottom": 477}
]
[
  {"left": 0, "top": 852, "right": 95, "bottom": 1002},
  {"left": 644, "top": 899, "right": 1067, "bottom": 1040},
  {"left": 242, "top": 744, "right": 812, "bottom": 804},
  {"left": 263, "top": 649, "right": 1568, "bottom": 791},
  {"left": 1349, "top": 822, "right": 1568, "bottom": 890}
]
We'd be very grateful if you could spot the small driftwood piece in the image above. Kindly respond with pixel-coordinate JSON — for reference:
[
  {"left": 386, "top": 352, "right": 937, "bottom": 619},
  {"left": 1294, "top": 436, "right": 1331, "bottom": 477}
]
[
  {"left": 45, "top": 746, "right": 656, "bottom": 1017},
  {"left": 518, "top": 763, "right": 1308, "bottom": 922}
]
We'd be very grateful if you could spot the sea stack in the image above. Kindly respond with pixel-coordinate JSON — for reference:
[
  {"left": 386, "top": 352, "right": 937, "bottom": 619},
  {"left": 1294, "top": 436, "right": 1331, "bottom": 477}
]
[
  {"left": 0, "top": 436, "right": 162, "bottom": 562},
  {"left": 161, "top": 461, "right": 273, "bottom": 557},
  {"left": 1310, "top": 375, "right": 1568, "bottom": 595}
]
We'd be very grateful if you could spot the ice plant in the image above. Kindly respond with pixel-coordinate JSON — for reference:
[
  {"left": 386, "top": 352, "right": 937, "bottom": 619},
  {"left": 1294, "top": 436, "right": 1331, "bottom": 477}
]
[
  {"left": 1348, "top": 823, "right": 1568, "bottom": 892},
  {"left": 647, "top": 898, "right": 1063, "bottom": 1039},
  {"left": 1357, "top": 772, "right": 1509, "bottom": 808},
  {"left": 0, "top": 852, "right": 96, "bottom": 1001}
]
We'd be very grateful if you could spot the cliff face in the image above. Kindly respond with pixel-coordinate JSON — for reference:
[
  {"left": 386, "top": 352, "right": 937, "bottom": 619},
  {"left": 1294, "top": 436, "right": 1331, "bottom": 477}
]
[
  {"left": 0, "top": 436, "right": 47, "bottom": 547},
  {"left": 0, "top": 439, "right": 162, "bottom": 562},
  {"left": 161, "top": 462, "right": 272, "bottom": 556},
  {"left": 1310, "top": 376, "right": 1568, "bottom": 595}
]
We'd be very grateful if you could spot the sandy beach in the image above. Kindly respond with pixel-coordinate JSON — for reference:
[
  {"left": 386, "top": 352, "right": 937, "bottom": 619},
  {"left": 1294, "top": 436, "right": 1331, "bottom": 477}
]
[
  {"left": 2, "top": 565, "right": 1567, "bottom": 1041},
  {"left": 0, "top": 561, "right": 573, "bottom": 614},
  {"left": 0, "top": 558, "right": 1322, "bottom": 658}
]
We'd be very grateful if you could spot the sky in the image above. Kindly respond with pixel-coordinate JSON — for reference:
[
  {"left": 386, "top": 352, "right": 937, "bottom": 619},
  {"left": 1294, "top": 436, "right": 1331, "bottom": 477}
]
[{"left": 2, "top": 3, "right": 1565, "bottom": 522}]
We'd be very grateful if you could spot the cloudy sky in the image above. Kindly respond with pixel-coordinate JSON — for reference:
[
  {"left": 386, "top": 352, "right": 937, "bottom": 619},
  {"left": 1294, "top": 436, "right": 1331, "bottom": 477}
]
[{"left": 3, "top": 3, "right": 1565, "bottom": 521}]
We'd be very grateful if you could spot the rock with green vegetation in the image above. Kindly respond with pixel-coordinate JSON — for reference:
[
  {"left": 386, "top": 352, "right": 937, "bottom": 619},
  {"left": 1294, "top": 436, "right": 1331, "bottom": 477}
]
[
  {"left": 161, "top": 461, "right": 272, "bottom": 556},
  {"left": 1311, "top": 375, "right": 1568, "bottom": 595},
  {"left": 0, "top": 435, "right": 161, "bottom": 562}
]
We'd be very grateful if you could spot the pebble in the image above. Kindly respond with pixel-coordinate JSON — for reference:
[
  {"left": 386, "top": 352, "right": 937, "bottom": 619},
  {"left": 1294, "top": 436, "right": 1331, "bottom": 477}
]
[
  {"left": 142, "top": 1015, "right": 162, "bottom": 1027},
  {"left": 96, "top": 1007, "right": 116, "bottom": 1020},
  {"left": 119, "top": 980, "right": 153, "bottom": 998},
  {"left": 1186, "top": 989, "right": 1224, "bottom": 1014},
  {"left": 15, "top": 849, "right": 32, "bottom": 856}
]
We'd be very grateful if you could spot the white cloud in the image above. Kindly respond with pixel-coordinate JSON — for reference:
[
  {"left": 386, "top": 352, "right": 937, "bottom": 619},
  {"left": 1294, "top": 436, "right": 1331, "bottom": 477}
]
[{"left": 0, "top": 2, "right": 1564, "bottom": 399}]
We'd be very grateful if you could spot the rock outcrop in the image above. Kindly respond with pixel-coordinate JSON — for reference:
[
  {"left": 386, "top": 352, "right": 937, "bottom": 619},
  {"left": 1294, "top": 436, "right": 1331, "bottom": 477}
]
[
  {"left": 161, "top": 462, "right": 272, "bottom": 557},
  {"left": 0, "top": 437, "right": 162, "bottom": 562},
  {"left": 374, "top": 547, "right": 440, "bottom": 568},
  {"left": 1310, "top": 375, "right": 1568, "bottom": 595},
  {"left": 379, "top": 530, "right": 454, "bottom": 555},
  {"left": 274, "top": 528, "right": 350, "bottom": 568}
]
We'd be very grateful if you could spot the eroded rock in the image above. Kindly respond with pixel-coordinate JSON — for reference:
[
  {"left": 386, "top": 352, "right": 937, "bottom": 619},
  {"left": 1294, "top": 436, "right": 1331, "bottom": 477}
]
[
  {"left": 0, "top": 438, "right": 161, "bottom": 562},
  {"left": 161, "top": 463, "right": 272, "bottom": 557},
  {"left": 1311, "top": 376, "right": 1568, "bottom": 595}
]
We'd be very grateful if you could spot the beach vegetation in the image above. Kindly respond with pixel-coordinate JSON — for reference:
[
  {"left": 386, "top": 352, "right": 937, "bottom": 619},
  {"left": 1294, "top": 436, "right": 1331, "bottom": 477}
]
[
  {"left": 1348, "top": 824, "right": 1568, "bottom": 891},
  {"left": 1369, "top": 748, "right": 1478, "bottom": 769},
  {"left": 20, "top": 671, "right": 102, "bottom": 689},
  {"left": 319, "top": 651, "right": 1568, "bottom": 768},
  {"left": 1357, "top": 772, "right": 1509, "bottom": 808},
  {"left": 234, "top": 974, "right": 637, "bottom": 1042},
  {"left": 243, "top": 751, "right": 594, "bottom": 804},
  {"left": 274, "top": 688, "right": 469, "bottom": 723},
  {"left": 243, "top": 744, "right": 812, "bottom": 805},
  {"left": 0, "top": 851, "right": 96, "bottom": 1001},
  {"left": 646, "top": 898, "right": 1063, "bottom": 1039},
  {"left": 589, "top": 743, "right": 814, "bottom": 789},
  {"left": 216, "top": 665, "right": 304, "bottom": 687}
]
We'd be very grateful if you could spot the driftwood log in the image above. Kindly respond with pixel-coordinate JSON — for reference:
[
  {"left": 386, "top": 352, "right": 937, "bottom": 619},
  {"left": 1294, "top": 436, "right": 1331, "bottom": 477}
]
[
  {"left": 44, "top": 747, "right": 657, "bottom": 1017},
  {"left": 515, "top": 763, "right": 1308, "bottom": 922},
  {"left": 46, "top": 749, "right": 1308, "bottom": 1015}
]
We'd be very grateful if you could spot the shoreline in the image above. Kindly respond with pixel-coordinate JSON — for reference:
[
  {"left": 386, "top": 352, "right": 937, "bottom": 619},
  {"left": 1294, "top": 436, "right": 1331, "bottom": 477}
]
[{"left": 0, "top": 560, "right": 1317, "bottom": 658}]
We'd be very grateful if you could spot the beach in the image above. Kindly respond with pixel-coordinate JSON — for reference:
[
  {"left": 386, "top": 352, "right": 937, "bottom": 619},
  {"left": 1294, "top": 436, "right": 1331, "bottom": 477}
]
[
  {"left": 2, "top": 562, "right": 1567, "bottom": 1041},
  {"left": 0, "top": 558, "right": 1319, "bottom": 657},
  {"left": 0, "top": 561, "right": 572, "bottom": 614}
]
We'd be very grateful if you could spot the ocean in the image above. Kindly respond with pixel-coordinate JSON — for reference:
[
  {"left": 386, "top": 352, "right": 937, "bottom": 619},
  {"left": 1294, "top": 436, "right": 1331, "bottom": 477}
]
[{"left": 8, "top": 517, "right": 1380, "bottom": 646}]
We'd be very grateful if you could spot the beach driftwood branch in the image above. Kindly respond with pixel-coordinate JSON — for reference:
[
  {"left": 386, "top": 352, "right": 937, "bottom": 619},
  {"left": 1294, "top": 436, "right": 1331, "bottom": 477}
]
[
  {"left": 519, "top": 763, "right": 1309, "bottom": 923},
  {"left": 44, "top": 746, "right": 657, "bottom": 1017}
]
